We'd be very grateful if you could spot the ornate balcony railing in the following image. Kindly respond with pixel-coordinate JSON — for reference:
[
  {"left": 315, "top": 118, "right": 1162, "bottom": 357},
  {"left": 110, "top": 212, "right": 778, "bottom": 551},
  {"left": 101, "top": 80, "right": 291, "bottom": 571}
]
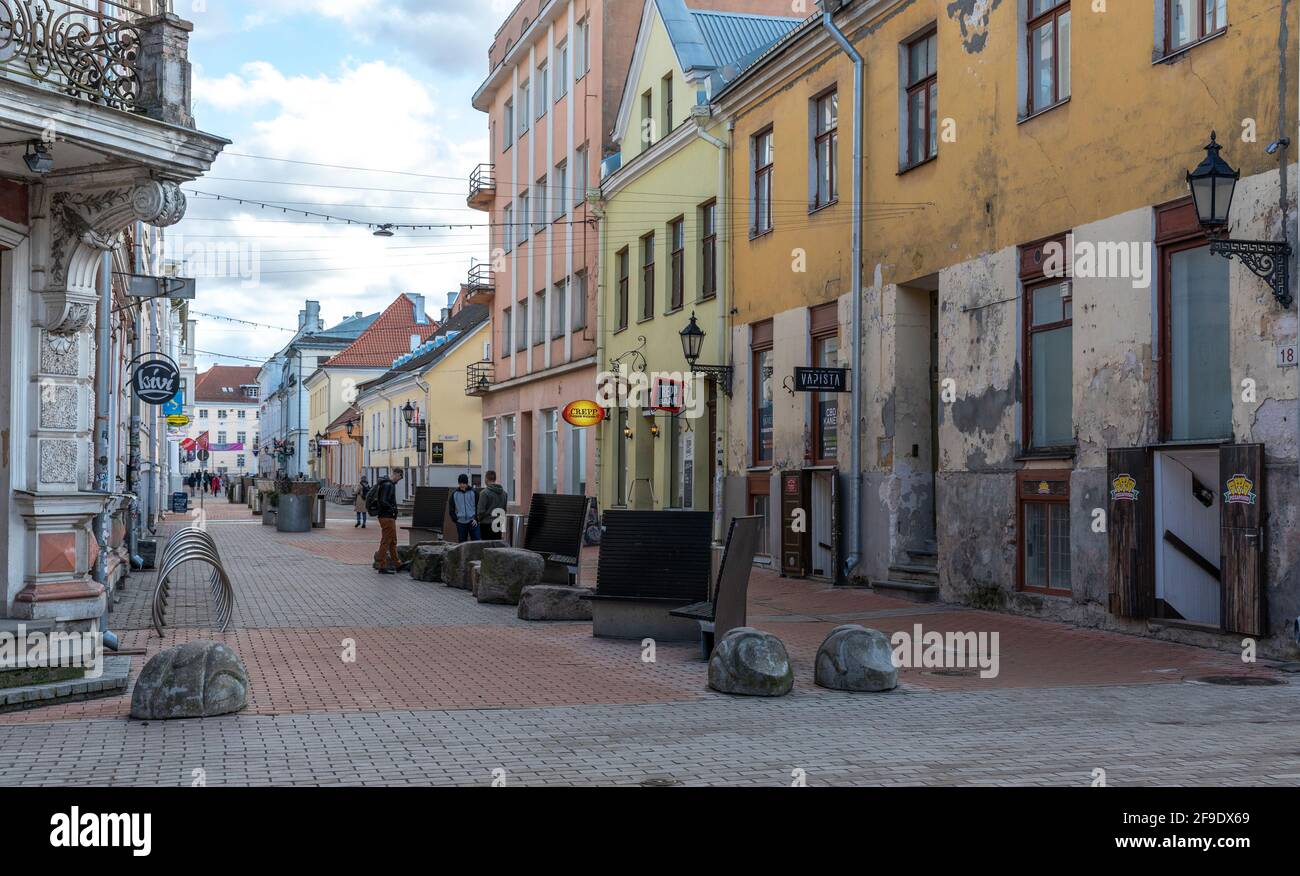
[
  {"left": 466, "top": 360, "right": 493, "bottom": 397},
  {"left": 0, "top": 0, "right": 151, "bottom": 111}
]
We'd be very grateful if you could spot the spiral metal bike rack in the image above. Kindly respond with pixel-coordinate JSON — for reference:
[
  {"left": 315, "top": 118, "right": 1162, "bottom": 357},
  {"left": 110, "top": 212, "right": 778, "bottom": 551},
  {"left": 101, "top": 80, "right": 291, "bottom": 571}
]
[{"left": 152, "top": 527, "right": 236, "bottom": 636}]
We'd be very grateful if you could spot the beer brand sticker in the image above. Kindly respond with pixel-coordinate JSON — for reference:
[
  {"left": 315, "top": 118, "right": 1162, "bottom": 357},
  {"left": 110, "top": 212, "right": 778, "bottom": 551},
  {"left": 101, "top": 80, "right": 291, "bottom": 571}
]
[
  {"left": 1223, "top": 474, "right": 1258, "bottom": 505},
  {"left": 1037, "top": 481, "right": 1051, "bottom": 495},
  {"left": 562, "top": 401, "right": 606, "bottom": 428},
  {"left": 1110, "top": 474, "right": 1139, "bottom": 502}
]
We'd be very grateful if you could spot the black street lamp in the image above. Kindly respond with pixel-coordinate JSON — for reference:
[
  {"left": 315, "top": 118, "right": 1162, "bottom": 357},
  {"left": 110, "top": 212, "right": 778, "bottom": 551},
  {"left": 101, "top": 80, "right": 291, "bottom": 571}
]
[
  {"left": 345, "top": 419, "right": 354, "bottom": 438},
  {"left": 678, "top": 311, "right": 733, "bottom": 396},
  {"left": 402, "top": 401, "right": 417, "bottom": 427},
  {"left": 1187, "top": 131, "right": 1292, "bottom": 308}
]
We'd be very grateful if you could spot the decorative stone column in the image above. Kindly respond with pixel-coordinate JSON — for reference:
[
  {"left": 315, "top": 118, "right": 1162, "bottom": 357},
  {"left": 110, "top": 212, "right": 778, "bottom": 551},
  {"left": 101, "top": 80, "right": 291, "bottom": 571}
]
[{"left": 11, "top": 177, "right": 186, "bottom": 627}]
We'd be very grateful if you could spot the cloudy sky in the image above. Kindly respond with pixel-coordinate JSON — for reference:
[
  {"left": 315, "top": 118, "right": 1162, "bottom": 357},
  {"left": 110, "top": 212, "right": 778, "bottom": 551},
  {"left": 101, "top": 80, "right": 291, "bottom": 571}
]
[{"left": 176, "top": 0, "right": 516, "bottom": 369}]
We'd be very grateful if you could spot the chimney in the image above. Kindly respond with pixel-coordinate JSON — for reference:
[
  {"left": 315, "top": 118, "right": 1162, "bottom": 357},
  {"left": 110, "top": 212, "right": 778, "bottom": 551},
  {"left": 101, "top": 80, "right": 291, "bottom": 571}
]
[
  {"left": 305, "top": 300, "right": 322, "bottom": 330},
  {"left": 297, "top": 308, "right": 306, "bottom": 331},
  {"left": 354, "top": 311, "right": 363, "bottom": 319},
  {"left": 441, "top": 307, "right": 451, "bottom": 322},
  {"left": 407, "top": 293, "right": 427, "bottom": 325},
  {"left": 410, "top": 334, "right": 421, "bottom": 352}
]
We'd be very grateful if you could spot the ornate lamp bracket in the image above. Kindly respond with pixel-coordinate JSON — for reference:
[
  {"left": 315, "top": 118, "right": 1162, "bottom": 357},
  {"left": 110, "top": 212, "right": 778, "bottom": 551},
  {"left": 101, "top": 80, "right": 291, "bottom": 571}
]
[{"left": 1209, "top": 238, "right": 1293, "bottom": 309}]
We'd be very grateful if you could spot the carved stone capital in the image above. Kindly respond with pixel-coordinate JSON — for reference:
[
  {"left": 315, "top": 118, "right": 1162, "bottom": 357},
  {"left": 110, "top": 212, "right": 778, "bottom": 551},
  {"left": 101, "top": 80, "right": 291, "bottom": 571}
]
[{"left": 38, "top": 179, "right": 188, "bottom": 335}]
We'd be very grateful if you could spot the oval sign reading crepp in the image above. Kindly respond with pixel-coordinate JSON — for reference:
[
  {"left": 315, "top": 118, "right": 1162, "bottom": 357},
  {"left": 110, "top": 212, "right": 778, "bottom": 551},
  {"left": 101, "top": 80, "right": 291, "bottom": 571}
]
[{"left": 562, "top": 400, "right": 606, "bottom": 428}]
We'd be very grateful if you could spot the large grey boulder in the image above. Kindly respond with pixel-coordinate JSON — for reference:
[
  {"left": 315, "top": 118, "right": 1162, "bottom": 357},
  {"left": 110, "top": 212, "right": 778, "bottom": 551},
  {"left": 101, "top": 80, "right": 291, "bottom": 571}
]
[
  {"left": 469, "top": 561, "right": 482, "bottom": 596},
  {"left": 707, "top": 627, "right": 793, "bottom": 697},
  {"left": 410, "top": 542, "right": 452, "bottom": 582},
  {"left": 442, "top": 540, "right": 506, "bottom": 589},
  {"left": 477, "top": 547, "right": 544, "bottom": 605},
  {"left": 814, "top": 624, "right": 899, "bottom": 692},
  {"left": 129, "top": 640, "right": 249, "bottom": 720},
  {"left": 517, "top": 585, "right": 593, "bottom": 621}
]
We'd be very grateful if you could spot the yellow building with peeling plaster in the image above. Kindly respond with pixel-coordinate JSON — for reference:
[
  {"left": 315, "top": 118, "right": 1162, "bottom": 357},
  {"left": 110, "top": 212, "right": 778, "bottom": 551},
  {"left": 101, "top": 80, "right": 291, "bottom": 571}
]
[{"left": 712, "top": 0, "right": 1299, "bottom": 657}]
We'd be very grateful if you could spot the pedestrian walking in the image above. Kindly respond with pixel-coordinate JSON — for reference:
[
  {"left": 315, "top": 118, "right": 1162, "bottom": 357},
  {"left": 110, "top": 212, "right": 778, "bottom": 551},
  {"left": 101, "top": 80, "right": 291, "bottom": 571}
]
[
  {"left": 354, "top": 477, "right": 370, "bottom": 528},
  {"left": 476, "top": 470, "right": 509, "bottom": 539},
  {"left": 449, "top": 474, "right": 480, "bottom": 542},
  {"left": 370, "top": 468, "right": 402, "bottom": 574}
]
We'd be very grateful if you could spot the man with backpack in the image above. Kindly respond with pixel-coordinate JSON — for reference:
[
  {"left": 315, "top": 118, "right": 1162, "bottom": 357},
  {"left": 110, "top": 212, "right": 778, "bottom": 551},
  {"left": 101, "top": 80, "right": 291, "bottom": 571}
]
[
  {"left": 448, "top": 474, "right": 479, "bottom": 542},
  {"left": 476, "top": 470, "right": 509, "bottom": 539},
  {"left": 368, "top": 468, "right": 403, "bottom": 574}
]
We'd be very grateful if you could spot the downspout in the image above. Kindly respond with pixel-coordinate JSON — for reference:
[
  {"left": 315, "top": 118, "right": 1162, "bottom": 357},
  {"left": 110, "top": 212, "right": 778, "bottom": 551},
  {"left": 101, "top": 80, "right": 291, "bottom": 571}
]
[
  {"left": 821, "top": 5, "right": 865, "bottom": 580},
  {"left": 693, "top": 114, "right": 730, "bottom": 544},
  {"left": 126, "top": 227, "right": 144, "bottom": 569},
  {"left": 94, "top": 250, "right": 119, "bottom": 651},
  {"left": 592, "top": 191, "right": 608, "bottom": 508}
]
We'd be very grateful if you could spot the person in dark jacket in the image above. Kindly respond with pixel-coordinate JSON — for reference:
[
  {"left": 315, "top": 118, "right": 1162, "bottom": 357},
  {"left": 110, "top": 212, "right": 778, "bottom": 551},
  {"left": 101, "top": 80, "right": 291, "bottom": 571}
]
[
  {"left": 373, "top": 469, "right": 403, "bottom": 574},
  {"left": 448, "top": 474, "right": 480, "bottom": 542},
  {"left": 355, "top": 477, "right": 370, "bottom": 528},
  {"left": 476, "top": 470, "right": 509, "bottom": 539}
]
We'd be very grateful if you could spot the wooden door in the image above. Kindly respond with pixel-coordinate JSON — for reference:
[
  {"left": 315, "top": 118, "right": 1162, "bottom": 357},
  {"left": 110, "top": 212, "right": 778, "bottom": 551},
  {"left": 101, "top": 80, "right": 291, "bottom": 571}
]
[
  {"left": 1219, "top": 444, "right": 1265, "bottom": 636},
  {"left": 1108, "top": 447, "right": 1154, "bottom": 619}
]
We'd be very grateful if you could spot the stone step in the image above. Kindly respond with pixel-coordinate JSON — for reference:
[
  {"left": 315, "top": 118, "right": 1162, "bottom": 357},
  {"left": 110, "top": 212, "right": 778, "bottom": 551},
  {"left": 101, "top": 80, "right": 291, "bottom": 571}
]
[
  {"left": 871, "top": 579, "right": 941, "bottom": 604},
  {"left": 906, "top": 547, "right": 938, "bottom": 563},
  {"left": 888, "top": 562, "right": 939, "bottom": 583}
]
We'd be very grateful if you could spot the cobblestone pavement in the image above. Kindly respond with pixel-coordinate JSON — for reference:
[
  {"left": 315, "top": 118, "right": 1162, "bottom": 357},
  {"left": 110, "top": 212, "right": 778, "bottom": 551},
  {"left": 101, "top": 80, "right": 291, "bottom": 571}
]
[{"left": 1, "top": 502, "right": 1295, "bottom": 786}]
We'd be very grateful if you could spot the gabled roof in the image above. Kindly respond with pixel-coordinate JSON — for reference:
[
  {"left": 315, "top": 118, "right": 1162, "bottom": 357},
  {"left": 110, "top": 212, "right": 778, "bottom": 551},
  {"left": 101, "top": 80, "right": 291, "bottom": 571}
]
[
  {"left": 357, "top": 304, "right": 489, "bottom": 395},
  {"left": 194, "top": 365, "right": 261, "bottom": 403},
  {"left": 613, "top": 0, "right": 800, "bottom": 144},
  {"left": 312, "top": 311, "right": 379, "bottom": 340},
  {"left": 325, "top": 403, "right": 361, "bottom": 435},
  {"left": 324, "top": 294, "right": 438, "bottom": 368}
]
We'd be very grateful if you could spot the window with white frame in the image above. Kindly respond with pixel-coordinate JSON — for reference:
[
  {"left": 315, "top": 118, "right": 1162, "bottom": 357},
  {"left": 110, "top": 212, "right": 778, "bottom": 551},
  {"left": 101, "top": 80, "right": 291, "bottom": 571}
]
[
  {"left": 535, "top": 175, "right": 547, "bottom": 232},
  {"left": 519, "top": 80, "right": 531, "bottom": 134},
  {"left": 502, "top": 415, "right": 517, "bottom": 502},
  {"left": 552, "top": 279, "right": 567, "bottom": 339},
  {"left": 518, "top": 190, "right": 530, "bottom": 242},
  {"left": 536, "top": 62, "right": 548, "bottom": 117},
  {"left": 554, "top": 160, "right": 567, "bottom": 221},
  {"left": 575, "top": 17, "right": 589, "bottom": 77},
  {"left": 542, "top": 409, "right": 558, "bottom": 494},
  {"left": 571, "top": 270, "right": 588, "bottom": 331},
  {"left": 484, "top": 418, "right": 497, "bottom": 476},
  {"left": 502, "top": 204, "right": 513, "bottom": 251},
  {"left": 555, "top": 40, "right": 569, "bottom": 98},
  {"left": 566, "top": 423, "right": 587, "bottom": 495},
  {"left": 574, "top": 145, "right": 588, "bottom": 206},
  {"left": 503, "top": 98, "right": 513, "bottom": 149}
]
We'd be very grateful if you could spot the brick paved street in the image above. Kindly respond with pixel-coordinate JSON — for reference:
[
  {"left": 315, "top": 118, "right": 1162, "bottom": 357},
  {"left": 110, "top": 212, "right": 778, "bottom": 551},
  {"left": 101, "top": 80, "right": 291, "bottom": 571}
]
[{"left": 0, "top": 504, "right": 1296, "bottom": 787}]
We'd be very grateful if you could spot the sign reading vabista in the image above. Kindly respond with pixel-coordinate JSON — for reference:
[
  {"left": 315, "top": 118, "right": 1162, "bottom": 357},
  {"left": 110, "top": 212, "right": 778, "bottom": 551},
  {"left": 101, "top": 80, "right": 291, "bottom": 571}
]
[
  {"left": 562, "top": 400, "right": 606, "bottom": 428},
  {"left": 794, "top": 367, "right": 849, "bottom": 393}
]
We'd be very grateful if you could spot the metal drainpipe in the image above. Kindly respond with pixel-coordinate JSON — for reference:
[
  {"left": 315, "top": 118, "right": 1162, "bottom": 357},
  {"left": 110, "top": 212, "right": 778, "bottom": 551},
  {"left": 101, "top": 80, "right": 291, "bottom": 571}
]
[
  {"left": 821, "top": 6, "right": 865, "bottom": 580},
  {"left": 694, "top": 115, "right": 730, "bottom": 544},
  {"left": 94, "top": 250, "right": 119, "bottom": 650}
]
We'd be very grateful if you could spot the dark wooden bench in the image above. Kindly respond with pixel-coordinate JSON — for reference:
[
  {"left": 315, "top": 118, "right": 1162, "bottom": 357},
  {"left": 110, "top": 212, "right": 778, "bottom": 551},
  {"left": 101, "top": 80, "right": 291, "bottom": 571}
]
[
  {"left": 402, "top": 486, "right": 453, "bottom": 546},
  {"left": 522, "top": 493, "right": 592, "bottom": 586},
  {"left": 588, "top": 510, "right": 713, "bottom": 642},
  {"left": 670, "top": 515, "right": 763, "bottom": 657}
]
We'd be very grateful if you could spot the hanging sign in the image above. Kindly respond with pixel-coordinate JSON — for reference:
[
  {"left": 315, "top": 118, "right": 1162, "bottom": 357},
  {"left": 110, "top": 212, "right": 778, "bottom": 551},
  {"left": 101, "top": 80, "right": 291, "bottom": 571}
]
[
  {"left": 166, "top": 415, "right": 190, "bottom": 427},
  {"left": 162, "top": 390, "right": 184, "bottom": 418},
  {"left": 130, "top": 354, "right": 181, "bottom": 406},
  {"left": 794, "top": 367, "right": 849, "bottom": 393},
  {"left": 1110, "top": 474, "right": 1139, "bottom": 502},
  {"left": 563, "top": 400, "right": 606, "bottom": 427}
]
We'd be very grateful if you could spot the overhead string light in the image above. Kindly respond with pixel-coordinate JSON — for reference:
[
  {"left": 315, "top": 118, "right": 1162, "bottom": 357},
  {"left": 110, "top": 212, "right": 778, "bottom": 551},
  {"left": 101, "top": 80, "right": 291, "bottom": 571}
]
[{"left": 183, "top": 188, "right": 582, "bottom": 233}]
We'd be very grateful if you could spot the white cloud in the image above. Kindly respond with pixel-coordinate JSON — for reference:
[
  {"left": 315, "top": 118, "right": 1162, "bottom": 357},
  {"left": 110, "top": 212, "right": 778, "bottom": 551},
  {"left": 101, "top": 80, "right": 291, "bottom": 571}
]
[{"left": 182, "top": 57, "right": 489, "bottom": 366}]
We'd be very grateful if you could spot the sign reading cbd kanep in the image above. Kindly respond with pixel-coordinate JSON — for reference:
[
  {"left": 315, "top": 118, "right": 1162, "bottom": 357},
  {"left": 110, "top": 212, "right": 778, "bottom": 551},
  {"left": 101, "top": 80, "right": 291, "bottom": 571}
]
[
  {"left": 793, "top": 367, "right": 849, "bottom": 393},
  {"left": 130, "top": 354, "right": 181, "bottom": 406}
]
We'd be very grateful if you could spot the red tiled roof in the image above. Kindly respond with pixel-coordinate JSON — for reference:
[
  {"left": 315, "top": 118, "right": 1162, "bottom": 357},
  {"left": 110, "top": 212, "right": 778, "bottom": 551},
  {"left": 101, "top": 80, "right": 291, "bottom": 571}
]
[
  {"left": 194, "top": 365, "right": 262, "bottom": 403},
  {"left": 324, "top": 295, "right": 438, "bottom": 368}
]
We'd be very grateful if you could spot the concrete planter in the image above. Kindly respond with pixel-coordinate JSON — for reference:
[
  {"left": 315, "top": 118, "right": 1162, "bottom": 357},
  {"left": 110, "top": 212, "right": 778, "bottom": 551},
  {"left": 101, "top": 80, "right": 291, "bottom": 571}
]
[
  {"left": 276, "top": 493, "right": 313, "bottom": 533},
  {"left": 261, "top": 499, "right": 276, "bottom": 526}
]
